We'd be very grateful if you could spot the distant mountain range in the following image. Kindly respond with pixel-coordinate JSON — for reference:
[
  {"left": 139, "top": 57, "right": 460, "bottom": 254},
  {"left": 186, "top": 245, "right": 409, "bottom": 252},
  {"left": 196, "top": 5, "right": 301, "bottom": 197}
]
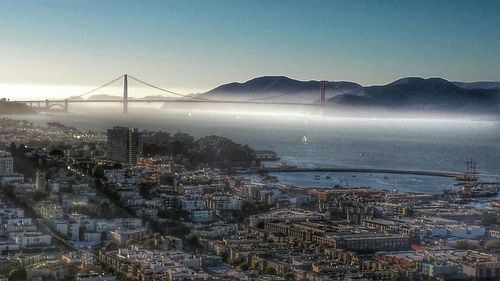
[
  {"left": 200, "top": 76, "right": 500, "bottom": 116},
  {"left": 452, "top": 81, "right": 500, "bottom": 90},
  {"left": 202, "top": 76, "right": 362, "bottom": 103}
]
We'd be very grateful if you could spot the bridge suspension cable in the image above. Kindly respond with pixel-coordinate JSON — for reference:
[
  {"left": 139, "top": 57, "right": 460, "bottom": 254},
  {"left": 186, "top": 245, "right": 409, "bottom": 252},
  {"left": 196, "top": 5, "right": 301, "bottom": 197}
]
[
  {"left": 243, "top": 92, "right": 301, "bottom": 102},
  {"left": 127, "top": 75, "right": 209, "bottom": 101},
  {"left": 67, "top": 75, "right": 124, "bottom": 101}
]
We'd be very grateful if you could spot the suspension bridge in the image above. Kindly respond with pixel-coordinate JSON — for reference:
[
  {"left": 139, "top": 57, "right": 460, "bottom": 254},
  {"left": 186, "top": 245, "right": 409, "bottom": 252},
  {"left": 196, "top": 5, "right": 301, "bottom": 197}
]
[{"left": 14, "top": 74, "right": 328, "bottom": 114}]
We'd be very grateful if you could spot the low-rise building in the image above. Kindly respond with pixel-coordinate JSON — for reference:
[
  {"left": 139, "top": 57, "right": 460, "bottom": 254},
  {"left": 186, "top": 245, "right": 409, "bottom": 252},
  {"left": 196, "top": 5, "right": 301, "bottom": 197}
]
[
  {"left": 14, "top": 232, "right": 52, "bottom": 248},
  {"left": 191, "top": 209, "right": 213, "bottom": 223},
  {"left": 313, "top": 233, "right": 411, "bottom": 252}
]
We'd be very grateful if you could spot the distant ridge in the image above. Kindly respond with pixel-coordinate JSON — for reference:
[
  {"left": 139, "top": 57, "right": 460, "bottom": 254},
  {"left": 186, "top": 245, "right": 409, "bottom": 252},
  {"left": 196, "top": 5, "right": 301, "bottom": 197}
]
[
  {"left": 87, "top": 94, "right": 121, "bottom": 100},
  {"left": 452, "top": 81, "right": 500, "bottom": 90},
  {"left": 202, "top": 76, "right": 362, "bottom": 103},
  {"left": 200, "top": 76, "right": 500, "bottom": 115}
]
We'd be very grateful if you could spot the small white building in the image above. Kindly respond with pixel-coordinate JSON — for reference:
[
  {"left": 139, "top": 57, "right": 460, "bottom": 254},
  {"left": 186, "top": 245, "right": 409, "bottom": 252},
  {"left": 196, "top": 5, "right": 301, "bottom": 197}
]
[
  {"left": 448, "top": 225, "right": 486, "bottom": 239},
  {"left": 0, "top": 240, "right": 19, "bottom": 252},
  {"left": 422, "top": 260, "right": 462, "bottom": 279},
  {"left": 95, "top": 218, "right": 143, "bottom": 232},
  {"left": 191, "top": 209, "right": 213, "bottom": 223},
  {"left": 104, "top": 169, "right": 125, "bottom": 184},
  {"left": 48, "top": 180, "right": 60, "bottom": 193},
  {"left": 14, "top": 232, "right": 52, "bottom": 248},
  {"left": 418, "top": 225, "right": 448, "bottom": 240},
  {"left": 77, "top": 273, "right": 117, "bottom": 281},
  {"left": 181, "top": 198, "right": 205, "bottom": 211},
  {"left": 0, "top": 174, "right": 24, "bottom": 185},
  {"left": 35, "top": 201, "right": 64, "bottom": 220},
  {"left": 207, "top": 196, "right": 243, "bottom": 211},
  {"left": 84, "top": 232, "right": 102, "bottom": 243},
  {"left": 111, "top": 227, "right": 149, "bottom": 245},
  {"left": 3, "top": 217, "right": 35, "bottom": 232},
  {"left": 69, "top": 221, "right": 81, "bottom": 241},
  {"left": 53, "top": 220, "right": 69, "bottom": 236}
]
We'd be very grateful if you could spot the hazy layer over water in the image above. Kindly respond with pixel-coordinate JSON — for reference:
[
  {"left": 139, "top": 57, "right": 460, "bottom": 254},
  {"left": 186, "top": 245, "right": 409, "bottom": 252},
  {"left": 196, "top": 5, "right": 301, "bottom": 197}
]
[{"left": 18, "top": 104, "right": 500, "bottom": 193}]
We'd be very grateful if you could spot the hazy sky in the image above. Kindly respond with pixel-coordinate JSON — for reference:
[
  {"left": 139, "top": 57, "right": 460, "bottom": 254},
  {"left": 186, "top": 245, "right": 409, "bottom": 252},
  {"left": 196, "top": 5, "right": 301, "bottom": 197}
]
[{"left": 1, "top": 0, "right": 500, "bottom": 99}]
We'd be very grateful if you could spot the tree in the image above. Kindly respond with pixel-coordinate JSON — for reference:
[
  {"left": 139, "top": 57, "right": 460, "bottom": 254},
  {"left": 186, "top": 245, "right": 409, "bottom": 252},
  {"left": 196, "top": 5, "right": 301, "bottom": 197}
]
[
  {"left": 221, "top": 252, "right": 230, "bottom": 263},
  {"left": 92, "top": 165, "right": 109, "bottom": 178},
  {"left": 284, "top": 271, "right": 295, "bottom": 281},
  {"left": 9, "top": 142, "right": 16, "bottom": 154},
  {"left": 158, "top": 209, "right": 189, "bottom": 221},
  {"left": 238, "top": 263, "right": 250, "bottom": 271},
  {"left": 186, "top": 234, "right": 200, "bottom": 248},
  {"left": 232, "top": 258, "right": 244, "bottom": 267},
  {"left": 265, "top": 268, "right": 277, "bottom": 275},
  {"left": 49, "top": 149, "right": 65, "bottom": 158},
  {"left": 482, "top": 211, "right": 498, "bottom": 226},
  {"left": 171, "top": 140, "right": 188, "bottom": 155},
  {"left": 99, "top": 202, "right": 112, "bottom": 218},
  {"left": 9, "top": 268, "right": 27, "bottom": 281},
  {"left": 126, "top": 239, "right": 135, "bottom": 247},
  {"left": 139, "top": 183, "right": 153, "bottom": 200},
  {"left": 32, "top": 191, "right": 48, "bottom": 201},
  {"left": 104, "top": 241, "right": 120, "bottom": 251},
  {"left": 484, "top": 239, "right": 500, "bottom": 250},
  {"left": 0, "top": 102, "right": 35, "bottom": 114},
  {"left": 195, "top": 135, "right": 255, "bottom": 168},
  {"left": 241, "top": 201, "right": 272, "bottom": 217},
  {"left": 173, "top": 224, "right": 191, "bottom": 238},
  {"left": 452, "top": 240, "right": 479, "bottom": 250},
  {"left": 172, "top": 132, "right": 194, "bottom": 146}
]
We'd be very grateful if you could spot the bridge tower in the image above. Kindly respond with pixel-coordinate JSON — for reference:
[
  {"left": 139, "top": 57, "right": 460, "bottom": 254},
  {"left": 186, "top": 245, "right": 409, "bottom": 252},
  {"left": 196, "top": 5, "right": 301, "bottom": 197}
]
[
  {"left": 123, "top": 74, "right": 128, "bottom": 114},
  {"left": 319, "top": 81, "right": 326, "bottom": 115},
  {"left": 64, "top": 99, "right": 69, "bottom": 113}
]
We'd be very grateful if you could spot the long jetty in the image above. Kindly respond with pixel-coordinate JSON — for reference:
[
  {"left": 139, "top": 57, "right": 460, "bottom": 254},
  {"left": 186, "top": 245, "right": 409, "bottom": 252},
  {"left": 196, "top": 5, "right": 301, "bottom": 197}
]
[{"left": 251, "top": 167, "right": 462, "bottom": 178}]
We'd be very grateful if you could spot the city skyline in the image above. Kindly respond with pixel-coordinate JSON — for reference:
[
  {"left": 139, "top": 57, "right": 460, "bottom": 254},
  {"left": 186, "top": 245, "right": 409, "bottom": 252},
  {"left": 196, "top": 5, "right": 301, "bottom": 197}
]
[
  {"left": 2, "top": 0, "right": 500, "bottom": 100},
  {"left": 1, "top": 2, "right": 500, "bottom": 281}
]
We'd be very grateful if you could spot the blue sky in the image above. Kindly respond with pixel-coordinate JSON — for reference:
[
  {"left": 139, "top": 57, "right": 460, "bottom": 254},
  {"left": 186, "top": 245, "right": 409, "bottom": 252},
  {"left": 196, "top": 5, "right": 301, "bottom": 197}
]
[{"left": 1, "top": 0, "right": 500, "bottom": 98}]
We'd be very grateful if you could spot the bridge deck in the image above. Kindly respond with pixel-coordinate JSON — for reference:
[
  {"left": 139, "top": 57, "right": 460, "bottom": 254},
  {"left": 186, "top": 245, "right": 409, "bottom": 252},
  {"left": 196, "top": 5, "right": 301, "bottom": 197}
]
[{"left": 16, "top": 99, "right": 318, "bottom": 106}]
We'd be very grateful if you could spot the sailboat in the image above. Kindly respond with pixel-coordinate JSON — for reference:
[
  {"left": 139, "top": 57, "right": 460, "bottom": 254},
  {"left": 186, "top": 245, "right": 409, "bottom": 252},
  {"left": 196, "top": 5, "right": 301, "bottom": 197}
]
[{"left": 302, "top": 135, "right": 308, "bottom": 144}]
